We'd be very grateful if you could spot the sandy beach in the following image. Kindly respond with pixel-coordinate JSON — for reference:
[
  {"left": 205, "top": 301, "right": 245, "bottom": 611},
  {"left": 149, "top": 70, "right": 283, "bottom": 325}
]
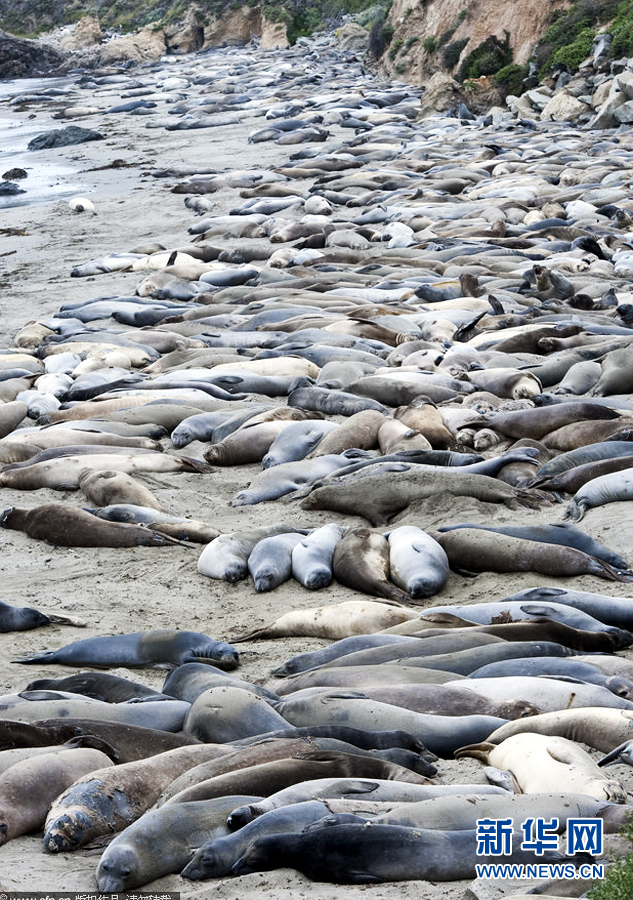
[{"left": 1, "top": 36, "right": 633, "bottom": 898}]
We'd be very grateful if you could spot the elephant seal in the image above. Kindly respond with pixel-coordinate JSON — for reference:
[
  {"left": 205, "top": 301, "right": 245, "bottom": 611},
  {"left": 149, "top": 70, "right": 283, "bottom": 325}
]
[
  {"left": 0, "top": 746, "right": 114, "bottom": 845},
  {"left": 436, "top": 522, "right": 628, "bottom": 572},
  {"left": 301, "top": 466, "right": 546, "bottom": 526},
  {"left": 332, "top": 528, "right": 411, "bottom": 603},
  {"left": 289, "top": 523, "right": 346, "bottom": 591},
  {"left": 387, "top": 525, "right": 450, "bottom": 600},
  {"left": 443, "top": 674, "right": 633, "bottom": 712},
  {"left": 182, "top": 686, "right": 293, "bottom": 742},
  {"left": 0, "top": 718, "right": 201, "bottom": 763},
  {"left": 565, "top": 469, "right": 633, "bottom": 521},
  {"left": 274, "top": 694, "right": 505, "bottom": 757},
  {"left": 25, "top": 672, "right": 170, "bottom": 703},
  {"left": 77, "top": 468, "right": 162, "bottom": 511},
  {"left": 181, "top": 798, "right": 335, "bottom": 881},
  {"left": 231, "top": 821, "right": 580, "bottom": 882},
  {"left": 198, "top": 524, "right": 302, "bottom": 582},
  {"left": 432, "top": 527, "right": 630, "bottom": 582},
  {"left": 96, "top": 794, "right": 263, "bottom": 890},
  {"left": 262, "top": 420, "right": 339, "bottom": 468},
  {"left": 43, "top": 743, "right": 238, "bottom": 852},
  {"left": 456, "top": 733, "right": 627, "bottom": 803},
  {"left": 0, "top": 504, "right": 183, "bottom": 548},
  {"left": 311, "top": 409, "right": 385, "bottom": 456},
  {"left": 161, "top": 750, "right": 432, "bottom": 807},
  {"left": 421, "top": 599, "right": 632, "bottom": 646},
  {"left": 247, "top": 532, "right": 305, "bottom": 592},
  {"left": 229, "top": 777, "right": 511, "bottom": 826},
  {"left": 13, "top": 629, "right": 239, "bottom": 670},
  {"left": 369, "top": 790, "right": 626, "bottom": 833},
  {"left": 486, "top": 708, "right": 633, "bottom": 754},
  {"left": 231, "top": 599, "right": 419, "bottom": 642},
  {"left": 161, "top": 662, "right": 279, "bottom": 704},
  {"left": 0, "top": 599, "right": 83, "bottom": 632}
]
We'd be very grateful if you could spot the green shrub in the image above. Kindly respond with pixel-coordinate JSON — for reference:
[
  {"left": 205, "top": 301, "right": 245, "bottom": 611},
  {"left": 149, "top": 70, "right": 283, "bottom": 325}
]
[
  {"left": 422, "top": 34, "right": 436, "bottom": 52},
  {"left": 493, "top": 62, "right": 529, "bottom": 94},
  {"left": 442, "top": 37, "right": 468, "bottom": 68},
  {"left": 551, "top": 26, "right": 594, "bottom": 68},
  {"left": 458, "top": 31, "right": 512, "bottom": 80},
  {"left": 388, "top": 36, "right": 403, "bottom": 58}
]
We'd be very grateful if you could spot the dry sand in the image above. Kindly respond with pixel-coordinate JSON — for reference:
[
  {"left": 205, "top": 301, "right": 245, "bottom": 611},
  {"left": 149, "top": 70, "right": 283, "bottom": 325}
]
[{"left": 0, "top": 40, "right": 632, "bottom": 898}]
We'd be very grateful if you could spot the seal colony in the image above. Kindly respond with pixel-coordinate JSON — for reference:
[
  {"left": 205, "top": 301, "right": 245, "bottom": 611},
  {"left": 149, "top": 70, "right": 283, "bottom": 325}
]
[{"left": 2, "top": 29, "right": 633, "bottom": 900}]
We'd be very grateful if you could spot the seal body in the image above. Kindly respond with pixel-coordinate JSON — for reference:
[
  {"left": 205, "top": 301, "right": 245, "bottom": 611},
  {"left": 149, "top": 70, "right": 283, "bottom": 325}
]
[{"left": 13, "top": 629, "right": 239, "bottom": 670}]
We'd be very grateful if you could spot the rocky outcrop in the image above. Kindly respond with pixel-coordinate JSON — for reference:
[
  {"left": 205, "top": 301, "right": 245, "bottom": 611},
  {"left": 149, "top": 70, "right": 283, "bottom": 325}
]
[
  {"left": 336, "top": 22, "right": 369, "bottom": 53},
  {"left": 0, "top": 29, "right": 67, "bottom": 77},
  {"left": 382, "top": 0, "right": 571, "bottom": 83}
]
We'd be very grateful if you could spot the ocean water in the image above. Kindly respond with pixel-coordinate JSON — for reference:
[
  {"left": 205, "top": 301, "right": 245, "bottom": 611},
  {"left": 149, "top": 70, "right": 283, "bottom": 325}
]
[{"left": 0, "top": 75, "right": 84, "bottom": 208}]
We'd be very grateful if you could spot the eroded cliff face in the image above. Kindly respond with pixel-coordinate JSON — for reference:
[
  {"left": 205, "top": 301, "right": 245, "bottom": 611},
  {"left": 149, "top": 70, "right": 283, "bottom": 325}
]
[{"left": 382, "top": 0, "right": 572, "bottom": 84}]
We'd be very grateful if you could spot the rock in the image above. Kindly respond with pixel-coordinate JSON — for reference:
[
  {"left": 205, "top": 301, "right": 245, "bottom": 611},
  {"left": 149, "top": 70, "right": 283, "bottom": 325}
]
[
  {"left": 260, "top": 17, "right": 288, "bottom": 49},
  {"left": 461, "top": 881, "right": 504, "bottom": 900},
  {"left": 98, "top": 26, "right": 166, "bottom": 63},
  {"left": 164, "top": 7, "right": 205, "bottom": 54},
  {"left": 420, "top": 72, "right": 462, "bottom": 114},
  {"left": 0, "top": 181, "right": 26, "bottom": 195},
  {"left": 588, "top": 76, "right": 629, "bottom": 128},
  {"left": 27, "top": 126, "right": 104, "bottom": 152},
  {"left": 336, "top": 22, "right": 369, "bottom": 53},
  {"left": 0, "top": 30, "right": 67, "bottom": 78},
  {"left": 204, "top": 6, "right": 262, "bottom": 48},
  {"left": 591, "top": 78, "right": 613, "bottom": 109},
  {"left": 541, "top": 89, "right": 591, "bottom": 122},
  {"left": 505, "top": 92, "right": 537, "bottom": 118},
  {"left": 57, "top": 16, "right": 103, "bottom": 51},
  {"left": 592, "top": 32, "right": 613, "bottom": 69},
  {"left": 2, "top": 168, "right": 27, "bottom": 180},
  {"left": 614, "top": 100, "right": 633, "bottom": 123}
]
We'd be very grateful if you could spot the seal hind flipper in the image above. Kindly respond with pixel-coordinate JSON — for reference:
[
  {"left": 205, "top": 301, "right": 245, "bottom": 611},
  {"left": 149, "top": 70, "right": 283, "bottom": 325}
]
[
  {"left": 453, "top": 741, "right": 496, "bottom": 761},
  {"left": 12, "top": 650, "right": 59, "bottom": 664}
]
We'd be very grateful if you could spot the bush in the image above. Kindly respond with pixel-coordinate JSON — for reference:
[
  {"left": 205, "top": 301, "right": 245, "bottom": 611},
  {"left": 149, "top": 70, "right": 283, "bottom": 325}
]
[
  {"left": 422, "top": 34, "right": 436, "bottom": 52},
  {"left": 388, "top": 36, "right": 403, "bottom": 58},
  {"left": 493, "top": 62, "right": 529, "bottom": 94},
  {"left": 458, "top": 31, "right": 512, "bottom": 80},
  {"left": 551, "top": 26, "right": 594, "bottom": 68},
  {"left": 368, "top": 18, "right": 393, "bottom": 57},
  {"left": 442, "top": 37, "right": 468, "bottom": 68}
]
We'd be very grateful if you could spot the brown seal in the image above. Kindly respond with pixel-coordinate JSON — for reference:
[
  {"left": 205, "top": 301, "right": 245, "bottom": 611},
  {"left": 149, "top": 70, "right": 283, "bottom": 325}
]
[
  {"left": 332, "top": 528, "right": 411, "bottom": 603},
  {"left": 432, "top": 527, "right": 630, "bottom": 582},
  {"left": 78, "top": 468, "right": 162, "bottom": 510},
  {"left": 1, "top": 504, "right": 183, "bottom": 547},
  {"left": 0, "top": 746, "right": 113, "bottom": 845}
]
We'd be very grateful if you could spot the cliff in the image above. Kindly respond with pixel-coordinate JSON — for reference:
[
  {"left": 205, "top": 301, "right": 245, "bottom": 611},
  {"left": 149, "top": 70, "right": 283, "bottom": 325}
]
[{"left": 381, "top": 0, "right": 572, "bottom": 82}]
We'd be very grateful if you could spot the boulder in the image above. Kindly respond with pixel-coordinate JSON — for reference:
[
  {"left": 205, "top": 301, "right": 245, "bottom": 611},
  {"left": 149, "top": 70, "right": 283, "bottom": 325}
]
[
  {"left": 541, "top": 89, "right": 591, "bottom": 122},
  {"left": 98, "top": 25, "right": 166, "bottom": 63},
  {"left": 27, "top": 125, "right": 104, "bottom": 152},
  {"left": 420, "top": 72, "right": 462, "bottom": 114},
  {"left": 0, "top": 30, "right": 66, "bottom": 78},
  {"left": 336, "top": 22, "right": 369, "bottom": 53},
  {"left": 57, "top": 16, "right": 103, "bottom": 50}
]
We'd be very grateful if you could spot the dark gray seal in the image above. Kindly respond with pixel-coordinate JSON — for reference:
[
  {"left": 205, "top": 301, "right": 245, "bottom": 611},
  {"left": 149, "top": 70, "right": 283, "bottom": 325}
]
[{"left": 12, "top": 630, "right": 239, "bottom": 670}]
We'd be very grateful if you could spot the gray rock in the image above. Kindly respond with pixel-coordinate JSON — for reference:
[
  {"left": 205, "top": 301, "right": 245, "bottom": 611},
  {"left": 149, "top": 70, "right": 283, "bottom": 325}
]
[{"left": 27, "top": 126, "right": 104, "bottom": 151}]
